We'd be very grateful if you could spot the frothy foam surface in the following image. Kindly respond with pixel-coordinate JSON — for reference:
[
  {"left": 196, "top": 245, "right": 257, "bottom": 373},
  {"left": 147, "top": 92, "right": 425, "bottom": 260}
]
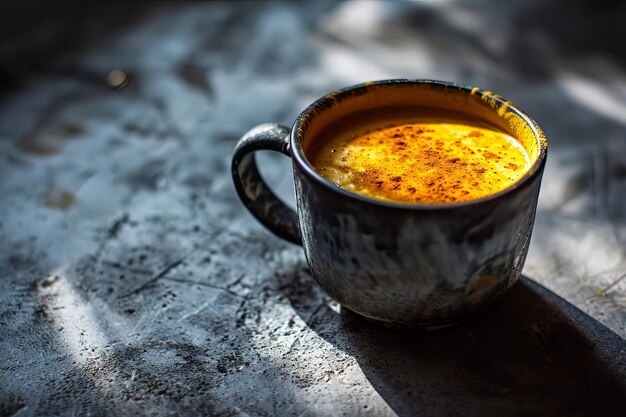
[{"left": 309, "top": 111, "right": 530, "bottom": 204}]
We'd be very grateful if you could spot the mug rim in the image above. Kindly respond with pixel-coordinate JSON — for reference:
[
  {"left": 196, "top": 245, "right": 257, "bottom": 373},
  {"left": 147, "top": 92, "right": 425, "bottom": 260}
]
[{"left": 291, "top": 79, "right": 548, "bottom": 210}]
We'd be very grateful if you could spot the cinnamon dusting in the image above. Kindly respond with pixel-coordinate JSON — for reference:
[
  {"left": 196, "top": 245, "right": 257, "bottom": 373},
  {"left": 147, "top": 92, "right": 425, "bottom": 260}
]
[{"left": 310, "top": 119, "right": 530, "bottom": 204}]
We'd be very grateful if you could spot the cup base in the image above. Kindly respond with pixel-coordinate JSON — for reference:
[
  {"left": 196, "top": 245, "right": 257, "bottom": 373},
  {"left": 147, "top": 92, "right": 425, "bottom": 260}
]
[{"left": 341, "top": 306, "right": 463, "bottom": 331}]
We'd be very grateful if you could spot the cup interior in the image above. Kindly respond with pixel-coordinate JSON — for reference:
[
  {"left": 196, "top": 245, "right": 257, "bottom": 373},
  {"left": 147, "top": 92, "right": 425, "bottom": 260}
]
[{"left": 293, "top": 80, "right": 547, "bottom": 203}]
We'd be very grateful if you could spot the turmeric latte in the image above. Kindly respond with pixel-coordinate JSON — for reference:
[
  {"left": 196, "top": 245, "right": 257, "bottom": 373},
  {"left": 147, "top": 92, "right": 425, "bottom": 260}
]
[{"left": 308, "top": 108, "right": 530, "bottom": 204}]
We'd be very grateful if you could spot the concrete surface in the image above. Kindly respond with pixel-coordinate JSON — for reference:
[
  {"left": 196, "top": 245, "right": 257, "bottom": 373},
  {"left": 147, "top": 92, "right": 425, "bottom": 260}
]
[{"left": 1, "top": 1, "right": 625, "bottom": 416}]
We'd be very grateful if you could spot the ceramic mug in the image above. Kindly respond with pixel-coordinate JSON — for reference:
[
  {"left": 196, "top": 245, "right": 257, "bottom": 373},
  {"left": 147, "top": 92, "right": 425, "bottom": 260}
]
[{"left": 232, "top": 79, "right": 547, "bottom": 326}]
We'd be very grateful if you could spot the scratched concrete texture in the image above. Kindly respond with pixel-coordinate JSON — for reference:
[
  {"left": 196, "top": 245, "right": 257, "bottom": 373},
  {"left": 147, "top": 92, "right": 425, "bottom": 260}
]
[{"left": 1, "top": 1, "right": 625, "bottom": 416}]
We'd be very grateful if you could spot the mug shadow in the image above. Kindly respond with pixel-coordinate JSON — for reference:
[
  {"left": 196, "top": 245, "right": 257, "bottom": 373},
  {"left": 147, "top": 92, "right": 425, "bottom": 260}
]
[{"left": 281, "top": 272, "right": 626, "bottom": 417}]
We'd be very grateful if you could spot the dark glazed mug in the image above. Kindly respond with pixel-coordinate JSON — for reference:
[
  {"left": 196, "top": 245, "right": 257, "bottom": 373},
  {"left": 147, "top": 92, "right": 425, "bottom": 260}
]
[{"left": 232, "top": 79, "right": 548, "bottom": 326}]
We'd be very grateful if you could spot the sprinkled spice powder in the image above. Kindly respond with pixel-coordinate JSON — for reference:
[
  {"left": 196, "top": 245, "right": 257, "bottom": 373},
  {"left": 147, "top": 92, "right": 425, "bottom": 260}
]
[{"left": 310, "top": 117, "right": 530, "bottom": 204}]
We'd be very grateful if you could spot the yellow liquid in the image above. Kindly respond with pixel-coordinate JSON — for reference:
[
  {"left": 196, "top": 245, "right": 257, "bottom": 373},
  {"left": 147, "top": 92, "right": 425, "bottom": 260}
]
[{"left": 309, "top": 109, "right": 530, "bottom": 204}]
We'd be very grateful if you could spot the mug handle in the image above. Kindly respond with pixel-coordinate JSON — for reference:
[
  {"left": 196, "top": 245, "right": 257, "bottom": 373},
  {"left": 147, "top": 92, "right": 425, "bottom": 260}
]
[{"left": 231, "top": 123, "right": 302, "bottom": 245}]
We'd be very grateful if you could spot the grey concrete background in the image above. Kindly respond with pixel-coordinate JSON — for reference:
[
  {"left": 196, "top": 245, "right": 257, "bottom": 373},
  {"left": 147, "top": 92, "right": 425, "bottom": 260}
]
[{"left": 1, "top": 1, "right": 625, "bottom": 416}]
